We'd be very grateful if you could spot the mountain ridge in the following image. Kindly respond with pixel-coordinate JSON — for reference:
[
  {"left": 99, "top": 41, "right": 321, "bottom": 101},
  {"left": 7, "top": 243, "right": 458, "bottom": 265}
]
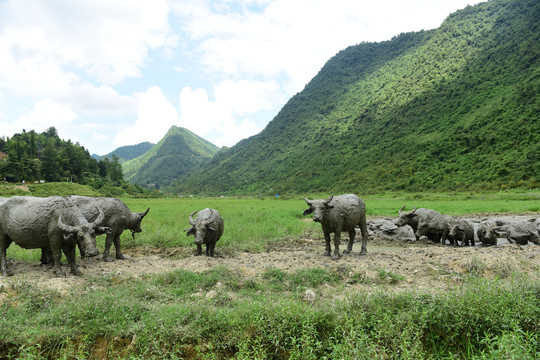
[
  {"left": 168, "top": 0, "right": 539, "bottom": 195},
  {"left": 123, "top": 126, "right": 220, "bottom": 189}
]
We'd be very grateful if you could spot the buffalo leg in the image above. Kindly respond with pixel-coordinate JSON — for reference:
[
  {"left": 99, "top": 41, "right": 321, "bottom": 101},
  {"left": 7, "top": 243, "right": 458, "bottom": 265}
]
[
  {"left": 196, "top": 244, "right": 203, "bottom": 256},
  {"left": 208, "top": 242, "right": 216, "bottom": 257},
  {"left": 63, "top": 242, "right": 82, "bottom": 276},
  {"left": 332, "top": 232, "right": 341, "bottom": 260},
  {"left": 343, "top": 230, "right": 355, "bottom": 254},
  {"left": 358, "top": 217, "right": 368, "bottom": 256},
  {"left": 323, "top": 232, "right": 331, "bottom": 256},
  {"left": 40, "top": 247, "right": 54, "bottom": 264},
  {"left": 114, "top": 235, "right": 126, "bottom": 260},
  {"left": 102, "top": 233, "right": 115, "bottom": 262},
  {"left": 0, "top": 234, "right": 13, "bottom": 277},
  {"left": 51, "top": 245, "right": 65, "bottom": 276}
]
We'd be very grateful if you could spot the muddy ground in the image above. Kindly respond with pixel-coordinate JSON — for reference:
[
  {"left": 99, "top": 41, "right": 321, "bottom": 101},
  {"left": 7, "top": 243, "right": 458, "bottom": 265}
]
[{"left": 1, "top": 215, "right": 539, "bottom": 299}]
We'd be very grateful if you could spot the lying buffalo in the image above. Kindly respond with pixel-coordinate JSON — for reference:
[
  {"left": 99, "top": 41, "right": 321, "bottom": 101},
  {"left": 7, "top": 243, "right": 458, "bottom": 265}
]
[
  {"left": 477, "top": 220, "right": 498, "bottom": 246},
  {"left": 416, "top": 214, "right": 457, "bottom": 245},
  {"left": 449, "top": 220, "right": 475, "bottom": 246},
  {"left": 504, "top": 221, "right": 540, "bottom": 245},
  {"left": 0, "top": 196, "right": 109, "bottom": 276},
  {"left": 303, "top": 194, "right": 368, "bottom": 259},
  {"left": 395, "top": 206, "right": 441, "bottom": 240},
  {"left": 186, "top": 208, "right": 224, "bottom": 256}
]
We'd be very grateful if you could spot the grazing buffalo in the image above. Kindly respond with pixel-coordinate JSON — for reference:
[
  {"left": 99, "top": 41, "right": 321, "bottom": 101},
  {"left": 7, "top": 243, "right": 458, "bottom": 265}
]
[
  {"left": 416, "top": 214, "right": 457, "bottom": 245},
  {"left": 303, "top": 194, "right": 368, "bottom": 259},
  {"left": 0, "top": 196, "right": 108, "bottom": 276},
  {"left": 186, "top": 208, "right": 224, "bottom": 256},
  {"left": 449, "top": 220, "right": 475, "bottom": 246},
  {"left": 477, "top": 220, "right": 498, "bottom": 246},
  {"left": 504, "top": 221, "right": 540, "bottom": 245},
  {"left": 67, "top": 196, "right": 150, "bottom": 262},
  {"left": 395, "top": 206, "right": 441, "bottom": 240}
]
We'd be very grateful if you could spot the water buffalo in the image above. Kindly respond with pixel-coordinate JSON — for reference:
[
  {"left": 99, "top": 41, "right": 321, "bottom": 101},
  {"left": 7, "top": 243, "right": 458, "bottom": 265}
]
[
  {"left": 395, "top": 206, "right": 441, "bottom": 240},
  {"left": 504, "top": 221, "right": 540, "bottom": 245},
  {"left": 477, "top": 220, "right": 498, "bottom": 246},
  {"left": 186, "top": 208, "right": 224, "bottom": 256},
  {"left": 449, "top": 220, "right": 475, "bottom": 246},
  {"left": 416, "top": 214, "right": 457, "bottom": 245},
  {"left": 67, "top": 196, "right": 150, "bottom": 262},
  {"left": 303, "top": 194, "right": 368, "bottom": 259},
  {"left": 0, "top": 196, "right": 108, "bottom": 276}
]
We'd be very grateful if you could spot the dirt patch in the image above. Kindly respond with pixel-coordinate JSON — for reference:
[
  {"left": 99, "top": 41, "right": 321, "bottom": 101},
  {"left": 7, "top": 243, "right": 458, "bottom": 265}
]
[{"left": 1, "top": 236, "right": 539, "bottom": 298}]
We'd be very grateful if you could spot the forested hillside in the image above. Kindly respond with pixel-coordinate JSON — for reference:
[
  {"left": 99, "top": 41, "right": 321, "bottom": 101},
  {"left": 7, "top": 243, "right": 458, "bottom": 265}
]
[
  {"left": 123, "top": 126, "right": 220, "bottom": 189},
  {"left": 93, "top": 142, "right": 154, "bottom": 163},
  {"left": 171, "top": 0, "right": 539, "bottom": 195},
  {"left": 0, "top": 127, "right": 122, "bottom": 186}
]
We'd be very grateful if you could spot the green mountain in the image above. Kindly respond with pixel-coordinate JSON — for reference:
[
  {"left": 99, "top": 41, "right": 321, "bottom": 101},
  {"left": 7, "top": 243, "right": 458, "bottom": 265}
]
[
  {"left": 123, "top": 126, "right": 220, "bottom": 189},
  {"left": 172, "top": 0, "right": 540, "bottom": 195},
  {"left": 93, "top": 142, "right": 155, "bottom": 163}
]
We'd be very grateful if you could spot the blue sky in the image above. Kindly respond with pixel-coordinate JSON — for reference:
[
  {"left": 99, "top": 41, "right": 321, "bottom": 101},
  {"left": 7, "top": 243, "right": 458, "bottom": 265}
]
[{"left": 0, "top": 0, "right": 484, "bottom": 155}]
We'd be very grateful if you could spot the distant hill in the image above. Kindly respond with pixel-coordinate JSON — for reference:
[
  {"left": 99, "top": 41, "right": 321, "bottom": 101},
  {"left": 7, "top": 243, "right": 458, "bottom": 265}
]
[
  {"left": 92, "top": 142, "right": 154, "bottom": 163},
  {"left": 123, "top": 126, "right": 220, "bottom": 189},
  {"left": 171, "top": 0, "right": 540, "bottom": 195}
]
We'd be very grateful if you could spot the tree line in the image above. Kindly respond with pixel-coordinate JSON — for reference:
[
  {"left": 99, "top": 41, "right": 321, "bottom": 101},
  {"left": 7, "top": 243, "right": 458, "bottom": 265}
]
[{"left": 0, "top": 127, "right": 123, "bottom": 189}]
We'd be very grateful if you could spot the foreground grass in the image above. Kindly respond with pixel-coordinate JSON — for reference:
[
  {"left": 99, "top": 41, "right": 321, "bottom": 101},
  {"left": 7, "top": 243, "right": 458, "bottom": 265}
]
[
  {"left": 1, "top": 269, "right": 539, "bottom": 359},
  {"left": 2, "top": 190, "right": 539, "bottom": 358}
]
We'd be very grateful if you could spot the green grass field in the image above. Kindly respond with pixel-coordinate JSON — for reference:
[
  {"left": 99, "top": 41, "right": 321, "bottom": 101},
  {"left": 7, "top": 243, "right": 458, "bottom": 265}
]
[
  {"left": 1, "top": 190, "right": 539, "bottom": 359},
  {"left": 5, "top": 189, "right": 540, "bottom": 262}
]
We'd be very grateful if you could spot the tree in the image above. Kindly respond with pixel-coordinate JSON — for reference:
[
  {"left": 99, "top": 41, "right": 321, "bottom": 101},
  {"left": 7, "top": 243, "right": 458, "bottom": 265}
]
[{"left": 41, "top": 140, "right": 60, "bottom": 182}]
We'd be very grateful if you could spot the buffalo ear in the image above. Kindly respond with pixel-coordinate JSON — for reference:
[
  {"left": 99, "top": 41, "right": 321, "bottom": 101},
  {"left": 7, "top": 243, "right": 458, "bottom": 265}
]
[
  {"left": 324, "top": 203, "right": 334, "bottom": 209},
  {"left": 207, "top": 226, "right": 216, "bottom": 232},
  {"left": 303, "top": 208, "right": 313, "bottom": 216},
  {"left": 63, "top": 233, "right": 75, "bottom": 242},
  {"left": 96, "top": 226, "right": 112, "bottom": 235},
  {"left": 185, "top": 227, "right": 195, "bottom": 236}
]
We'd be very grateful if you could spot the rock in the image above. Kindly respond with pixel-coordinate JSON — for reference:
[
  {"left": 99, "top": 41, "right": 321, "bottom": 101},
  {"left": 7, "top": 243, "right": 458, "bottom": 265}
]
[{"left": 303, "top": 289, "right": 316, "bottom": 304}]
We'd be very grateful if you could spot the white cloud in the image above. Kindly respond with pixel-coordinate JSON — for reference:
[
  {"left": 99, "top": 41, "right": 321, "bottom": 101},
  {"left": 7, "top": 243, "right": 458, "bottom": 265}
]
[
  {"left": 178, "top": 79, "right": 276, "bottom": 147},
  {"left": 0, "top": 0, "right": 172, "bottom": 93},
  {"left": 113, "top": 86, "right": 179, "bottom": 147},
  {"left": 18, "top": 99, "right": 79, "bottom": 132}
]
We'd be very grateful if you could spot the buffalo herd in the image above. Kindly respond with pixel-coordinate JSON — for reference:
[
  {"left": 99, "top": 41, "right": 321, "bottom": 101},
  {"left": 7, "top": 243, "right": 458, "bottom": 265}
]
[{"left": 0, "top": 193, "right": 539, "bottom": 277}]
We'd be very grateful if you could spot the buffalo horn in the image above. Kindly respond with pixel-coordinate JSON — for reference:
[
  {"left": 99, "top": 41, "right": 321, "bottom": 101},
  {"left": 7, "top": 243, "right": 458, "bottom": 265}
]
[
  {"left": 137, "top": 207, "right": 150, "bottom": 219},
  {"left": 323, "top": 196, "right": 334, "bottom": 205},
  {"left": 304, "top": 198, "right": 313, "bottom": 205},
  {"left": 189, "top": 211, "right": 198, "bottom": 225},
  {"left": 58, "top": 214, "right": 78, "bottom": 234},
  {"left": 93, "top": 207, "right": 105, "bottom": 226},
  {"left": 399, "top": 205, "right": 406, "bottom": 215}
]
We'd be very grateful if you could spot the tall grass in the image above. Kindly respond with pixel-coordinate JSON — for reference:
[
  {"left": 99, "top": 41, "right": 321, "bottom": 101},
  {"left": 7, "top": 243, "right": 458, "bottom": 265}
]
[{"left": 1, "top": 268, "right": 539, "bottom": 359}]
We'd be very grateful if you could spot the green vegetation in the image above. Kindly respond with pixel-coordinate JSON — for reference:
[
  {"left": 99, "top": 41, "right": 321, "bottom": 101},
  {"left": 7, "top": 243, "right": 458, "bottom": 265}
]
[
  {"left": 122, "top": 126, "right": 220, "bottom": 190},
  {"left": 1, "top": 194, "right": 539, "bottom": 358},
  {"left": 1, "top": 268, "right": 538, "bottom": 359},
  {"left": 172, "top": 0, "right": 540, "bottom": 195},
  {"left": 0, "top": 128, "right": 155, "bottom": 197},
  {"left": 94, "top": 142, "right": 155, "bottom": 164}
]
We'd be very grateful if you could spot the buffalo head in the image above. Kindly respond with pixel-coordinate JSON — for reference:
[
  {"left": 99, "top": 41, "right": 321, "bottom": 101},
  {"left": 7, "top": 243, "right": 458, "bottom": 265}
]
[
  {"left": 395, "top": 206, "right": 417, "bottom": 227},
  {"left": 57, "top": 209, "right": 110, "bottom": 257},
  {"left": 303, "top": 196, "right": 334, "bottom": 223},
  {"left": 130, "top": 207, "right": 150, "bottom": 236},
  {"left": 186, "top": 210, "right": 217, "bottom": 244}
]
